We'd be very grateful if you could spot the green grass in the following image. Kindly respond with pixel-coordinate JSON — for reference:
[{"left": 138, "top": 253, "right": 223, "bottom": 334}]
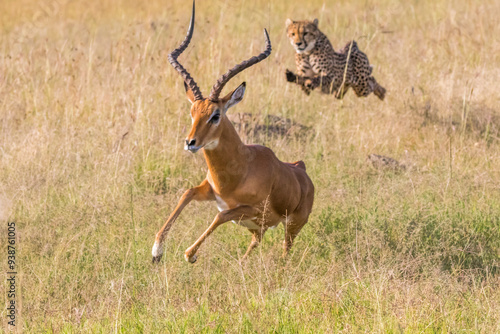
[{"left": 1, "top": 0, "right": 500, "bottom": 332}]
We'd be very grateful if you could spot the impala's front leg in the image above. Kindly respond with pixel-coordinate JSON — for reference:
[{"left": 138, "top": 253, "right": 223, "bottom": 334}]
[
  {"left": 152, "top": 179, "right": 214, "bottom": 263},
  {"left": 184, "top": 206, "right": 259, "bottom": 263}
]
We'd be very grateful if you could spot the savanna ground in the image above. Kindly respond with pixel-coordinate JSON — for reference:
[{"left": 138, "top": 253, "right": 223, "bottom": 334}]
[{"left": 1, "top": 0, "right": 500, "bottom": 332}]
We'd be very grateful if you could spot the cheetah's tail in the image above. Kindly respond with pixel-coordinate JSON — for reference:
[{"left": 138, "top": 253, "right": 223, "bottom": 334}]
[{"left": 374, "top": 83, "right": 386, "bottom": 101}]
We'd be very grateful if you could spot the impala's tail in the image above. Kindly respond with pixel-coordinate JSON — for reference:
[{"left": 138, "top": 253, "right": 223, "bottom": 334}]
[{"left": 292, "top": 160, "right": 306, "bottom": 171}]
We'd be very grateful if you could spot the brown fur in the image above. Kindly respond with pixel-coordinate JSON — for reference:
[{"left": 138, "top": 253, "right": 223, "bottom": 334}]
[
  {"left": 153, "top": 7, "right": 314, "bottom": 263},
  {"left": 152, "top": 84, "right": 315, "bottom": 263}
]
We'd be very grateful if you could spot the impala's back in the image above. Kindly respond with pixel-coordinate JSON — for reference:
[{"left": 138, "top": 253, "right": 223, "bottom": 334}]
[{"left": 257, "top": 146, "right": 314, "bottom": 228}]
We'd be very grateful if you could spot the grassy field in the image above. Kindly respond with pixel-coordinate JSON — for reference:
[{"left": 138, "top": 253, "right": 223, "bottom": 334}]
[{"left": 1, "top": 0, "right": 500, "bottom": 332}]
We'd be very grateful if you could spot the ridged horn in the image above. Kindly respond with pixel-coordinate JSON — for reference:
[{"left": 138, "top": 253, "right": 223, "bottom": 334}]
[
  {"left": 167, "top": 0, "right": 203, "bottom": 101},
  {"left": 209, "top": 29, "right": 272, "bottom": 101}
]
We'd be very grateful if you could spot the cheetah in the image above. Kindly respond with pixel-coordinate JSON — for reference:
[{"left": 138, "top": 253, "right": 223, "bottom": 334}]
[{"left": 285, "top": 18, "right": 386, "bottom": 100}]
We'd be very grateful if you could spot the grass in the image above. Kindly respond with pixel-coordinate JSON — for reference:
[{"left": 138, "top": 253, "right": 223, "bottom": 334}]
[{"left": 1, "top": 0, "right": 500, "bottom": 332}]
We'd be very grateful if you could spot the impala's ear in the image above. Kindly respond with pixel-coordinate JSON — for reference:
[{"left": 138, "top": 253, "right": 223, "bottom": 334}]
[
  {"left": 313, "top": 18, "right": 319, "bottom": 26},
  {"left": 184, "top": 82, "right": 196, "bottom": 104},
  {"left": 221, "top": 82, "right": 246, "bottom": 112},
  {"left": 285, "top": 18, "right": 293, "bottom": 28}
]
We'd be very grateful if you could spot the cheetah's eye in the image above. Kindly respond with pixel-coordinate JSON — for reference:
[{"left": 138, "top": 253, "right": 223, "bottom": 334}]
[{"left": 303, "top": 32, "right": 308, "bottom": 36}]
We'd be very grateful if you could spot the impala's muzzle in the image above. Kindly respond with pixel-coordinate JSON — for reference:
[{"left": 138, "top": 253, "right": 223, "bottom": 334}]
[{"left": 185, "top": 138, "right": 201, "bottom": 153}]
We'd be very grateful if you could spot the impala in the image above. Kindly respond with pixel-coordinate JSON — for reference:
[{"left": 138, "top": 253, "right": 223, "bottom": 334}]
[{"left": 152, "top": 1, "right": 314, "bottom": 264}]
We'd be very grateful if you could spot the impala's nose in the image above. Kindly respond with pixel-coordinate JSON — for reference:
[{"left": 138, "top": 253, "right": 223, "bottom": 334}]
[{"left": 185, "top": 138, "right": 199, "bottom": 153}]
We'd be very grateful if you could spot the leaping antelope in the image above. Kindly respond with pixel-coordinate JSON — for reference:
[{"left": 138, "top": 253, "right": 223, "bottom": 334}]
[{"left": 152, "top": 1, "right": 314, "bottom": 264}]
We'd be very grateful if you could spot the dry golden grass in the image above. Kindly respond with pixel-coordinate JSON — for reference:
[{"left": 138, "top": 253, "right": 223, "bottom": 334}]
[{"left": 1, "top": 0, "right": 500, "bottom": 332}]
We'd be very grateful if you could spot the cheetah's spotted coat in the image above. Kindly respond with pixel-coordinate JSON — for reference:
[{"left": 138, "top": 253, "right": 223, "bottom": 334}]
[{"left": 285, "top": 18, "right": 386, "bottom": 100}]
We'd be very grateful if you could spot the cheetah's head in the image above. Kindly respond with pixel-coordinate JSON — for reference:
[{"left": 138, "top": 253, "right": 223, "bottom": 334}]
[{"left": 285, "top": 18, "right": 320, "bottom": 54}]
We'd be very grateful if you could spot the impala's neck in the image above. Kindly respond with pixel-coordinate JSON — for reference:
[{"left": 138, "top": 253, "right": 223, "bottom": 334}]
[{"left": 203, "top": 117, "right": 249, "bottom": 191}]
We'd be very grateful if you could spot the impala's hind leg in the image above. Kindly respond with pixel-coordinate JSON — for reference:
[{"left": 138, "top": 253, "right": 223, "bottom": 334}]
[
  {"left": 282, "top": 217, "right": 308, "bottom": 257},
  {"left": 240, "top": 227, "right": 267, "bottom": 263},
  {"left": 184, "top": 206, "right": 259, "bottom": 263},
  {"left": 283, "top": 229, "right": 301, "bottom": 257}
]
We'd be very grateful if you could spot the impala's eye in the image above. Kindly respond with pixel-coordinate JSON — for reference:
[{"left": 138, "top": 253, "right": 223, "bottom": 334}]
[
  {"left": 209, "top": 111, "right": 220, "bottom": 124},
  {"left": 291, "top": 33, "right": 295, "bottom": 36}
]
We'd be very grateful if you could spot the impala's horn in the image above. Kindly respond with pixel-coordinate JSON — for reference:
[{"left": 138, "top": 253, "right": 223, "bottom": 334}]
[
  {"left": 168, "top": 0, "right": 203, "bottom": 101},
  {"left": 209, "top": 29, "right": 272, "bottom": 102}
]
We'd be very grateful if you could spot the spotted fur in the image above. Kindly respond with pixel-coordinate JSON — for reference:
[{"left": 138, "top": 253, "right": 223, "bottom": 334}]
[{"left": 285, "top": 18, "right": 386, "bottom": 100}]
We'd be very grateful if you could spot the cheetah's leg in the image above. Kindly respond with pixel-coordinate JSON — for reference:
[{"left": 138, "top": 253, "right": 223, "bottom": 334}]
[
  {"left": 316, "top": 75, "right": 348, "bottom": 98},
  {"left": 352, "top": 76, "right": 372, "bottom": 98},
  {"left": 295, "top": 74, "right": 344, "bottom": 97},
  {"left": 352, "top": 76, "right": 386, "bottom": 100},
  {"left": 285, "top": 69, "right": 316, "bottom": 95},
  {"left": 286, "top": 70, "right": 343, "bottom": 98},
  {"left": 285, "top": 69, "right": 299, "bottom": 83},
  {"left": 370, "top": 76, "right": 386, "bottom": 100},
  {"left": 285, "top": 70, "right": 315, "bottom": 86},
  {"left": 334, "top": 84, "right": 351, "bottom": 99}
]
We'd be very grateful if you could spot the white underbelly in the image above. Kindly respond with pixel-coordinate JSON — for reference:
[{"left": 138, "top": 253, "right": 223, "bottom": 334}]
[
  {"left": 232, "top": 219, "right": 260, "bottom": 230},
  {"left": 215, "top": 194, "right": 229, "bottom": 211}
]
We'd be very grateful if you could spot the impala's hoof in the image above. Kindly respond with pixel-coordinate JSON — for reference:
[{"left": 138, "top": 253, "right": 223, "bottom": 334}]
[
  {"left": 151, "top": 241, "right": 164, "bottom": 264},
  {"left": 185, "top": 253, "right": 197, "bottom": 264}
]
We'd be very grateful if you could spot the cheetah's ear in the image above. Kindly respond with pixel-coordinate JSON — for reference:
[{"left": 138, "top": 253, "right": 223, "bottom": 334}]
[
  {"left": 313, "top": 18, "right": 319, "bottom": 26},
  {"left": 285, "top": 18, "right": 293, "bottom": 28}
]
